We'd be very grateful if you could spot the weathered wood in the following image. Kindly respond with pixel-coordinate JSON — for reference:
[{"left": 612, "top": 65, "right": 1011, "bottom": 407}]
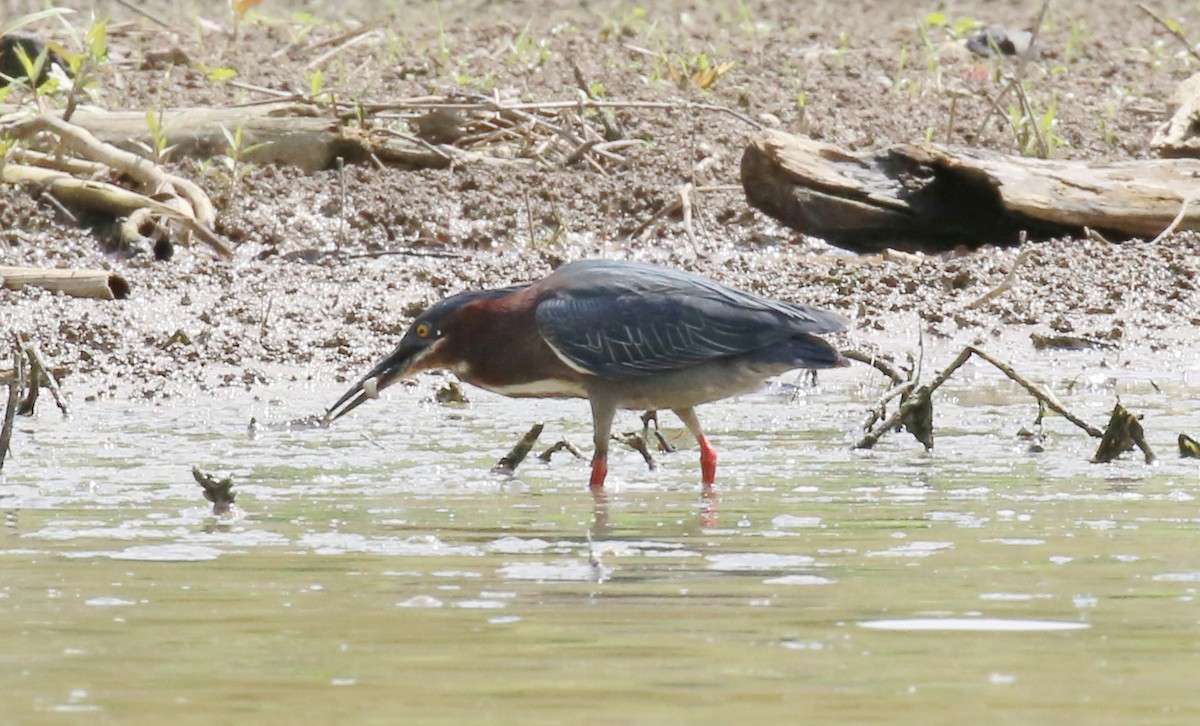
[
  {"left": 0, "top": 103, "right": 351, "bottom": 173},
  {"left": 742, "top": 129, "right": 1200, "bottom": 253},
  {"left": 0, "top": 265, "right": 130, "bottom": 300},
  {"left": 1152, "top": 71, "right": 1200, "bottom": 157}
]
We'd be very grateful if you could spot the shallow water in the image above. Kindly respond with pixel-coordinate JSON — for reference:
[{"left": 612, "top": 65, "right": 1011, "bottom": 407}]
[{"left": 2, "top": 345, "right": 1199, "bottom": 723}]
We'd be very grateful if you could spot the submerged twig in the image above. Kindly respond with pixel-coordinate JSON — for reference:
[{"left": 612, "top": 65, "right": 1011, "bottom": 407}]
[
  {"left": 192, "top": 467, "right": 237, "bottom": 516},
  {"left": 0, "top": 339, "right": 27, "bottom": 472},
  {"left": 855, "top": 345, "right": 1105, "bottom": 450},
  {"left": 614, "top": 431, "right": 657, "bottom": 471},
  {"left": 493, "top": 423, "right": 545, "bottom": 474},
  {"left": 538, "top": 440, "right": 586, "bottom": 462},
  {"left": 24, "top": 344, "right": 68, "bottom": 416},
  {"left": 640, "top": 410, "right": 676, "bottom": 453}
]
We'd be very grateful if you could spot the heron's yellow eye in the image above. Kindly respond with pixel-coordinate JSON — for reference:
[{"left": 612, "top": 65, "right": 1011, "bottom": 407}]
[{"left": 414, "top": 323, "right": 433, "bottom": 338}]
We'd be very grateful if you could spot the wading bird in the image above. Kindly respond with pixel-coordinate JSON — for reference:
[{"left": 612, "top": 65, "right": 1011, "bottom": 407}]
[{"left": 326, "top": 259, "right": 847, "bottom": 489}]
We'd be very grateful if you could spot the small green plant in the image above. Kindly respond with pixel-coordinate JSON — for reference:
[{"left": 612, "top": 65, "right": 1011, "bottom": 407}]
[
  {"left": 599, "top": 4, "right": 650, "bottom": 41},
  {"left": 1095, "top": 101, "right": 1119, "bottom": 148},
  {"left": 791, "top": 75, "right": 809, "bottom": 129},
  {"left": 8, "top": 43, "right": 51, "bottom": 106},
  {"left": 139, "top": 106, "right": 176, "bottom": 164},
  {"left": 204, "top": 65, "right": 238, "bottom": 82},
  {"left": 60, "top": 16, "right": 108, "bottom": 121},
  {"left": 303, "top": 68, "right": 335, "bottom": 104},
  {"left": 509, "top": 22, "right": 551, "bottom": 68},
  {"left": 1064, "top": 18, "right": 1088, "bottom": 64},
  {"left": 733, "top": 0, "right": 768, "bottom": 39},
  {"left": 833, "top": 31, "right": 850, "bottom": 68},
  {"left": 1007, "top": 89, "right": 1069, "bottom": 158},
  {"left": 219, "top": 125, "right": 268, "bottom": 206}
]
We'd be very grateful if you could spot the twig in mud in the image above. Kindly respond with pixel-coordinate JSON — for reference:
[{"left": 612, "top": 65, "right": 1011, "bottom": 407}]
[
  {"left": 614, "top": 432, "right": 657, "bottom": 471},
  {"left": 965, "top": 243, "right": 1033, "bottom": 310},
  {"left": 569, "top": 57, "right": 624, "bottom": 141},
  {"left": 627, "top": 196, "right": 682, "bottom": 242},
  {"left": 679, "top": 182, "right": 705, "bottom": 256},
  {"left": 337, "top": 247, "right": 467, "bottom": 261},
  {"left": 1150, "top": 196, "right": 1192, "bottom": 243},
  {"left": 365, "top": 96, "right": 763, "bottom": 131},
  {"left": 305, "top": 28, "right": 383, "bottom": 70},
  {"left": 0, "top": 340, "right": 26, "bottom": 472},
  {"left": 538, "top": 440, "right": 586, "bottom": 462},
  {"left": 336, "top": 156, "right": 347, "bottom": 251},
  {"left": 626, "top": 184, "right": 735, "bottom": 244},
  {"left": 640, "top": 410, "right": 676, "bottom": 453},
  {"left": 1, "top": 114, "right": 230, "bottom": 258},
  {"left": 1137, "top": 3, "right": 1200, "bottom": 64},
  {"left": 493, "top": 423, "right": 545, "bottom": 475}
]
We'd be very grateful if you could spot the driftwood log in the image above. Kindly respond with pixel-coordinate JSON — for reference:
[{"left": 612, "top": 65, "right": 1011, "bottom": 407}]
[
  {"left": 0, "top": 265, "right": 130, "bottom": 300},
  {"left": 741, "top": 130, "right": 1200, "bottom": 253},
  {"left": 0, "top": 102, "right": 504, "bottom": 172}
]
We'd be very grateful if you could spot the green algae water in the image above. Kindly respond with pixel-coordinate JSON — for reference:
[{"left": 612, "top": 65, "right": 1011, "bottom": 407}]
[{"left": 2, "top": 350, "right": 1199, "bottom": 724}]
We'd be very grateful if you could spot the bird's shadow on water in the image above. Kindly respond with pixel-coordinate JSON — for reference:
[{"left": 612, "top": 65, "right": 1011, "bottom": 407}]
[{"left": 588, "top": 484, "right": 717, "bottom": 536}]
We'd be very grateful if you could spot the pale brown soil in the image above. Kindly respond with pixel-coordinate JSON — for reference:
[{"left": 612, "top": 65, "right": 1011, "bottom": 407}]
[{"left": 2, "top": 0, "right": 1198, "bottom": 401}]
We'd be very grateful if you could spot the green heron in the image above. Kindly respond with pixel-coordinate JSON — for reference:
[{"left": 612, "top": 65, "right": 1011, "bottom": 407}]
[{"left": 325, "top": 259, "right": 847, "bottom": 489}]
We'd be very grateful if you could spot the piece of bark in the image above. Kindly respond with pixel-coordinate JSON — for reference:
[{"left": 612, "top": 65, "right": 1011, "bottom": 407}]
[
  {"left": 1152, "top": 71, "right": 1200, "bottom": 157},
  {"left": 0, "top": 265, "right": 130, "bottom": 300},
  {"left": 742, "top": 130, "right": 1200, "bottom": 253}
]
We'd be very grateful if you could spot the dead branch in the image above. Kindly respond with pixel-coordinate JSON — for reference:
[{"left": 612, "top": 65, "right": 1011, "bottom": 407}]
[
  {"left": 0, "top": 164, "right": 232, "bottom": 259},
  {"left": 1138, "top": 3, "right": 1200, "bottom": 64},
  {"left": 538, "top": 440, "right": 586, "bottom": 462},
  {"left": 0, "top": 339, "right": 24, "bottom": 472},
  {"left": 492, "top": 423, "right": 545, "bottom": 474},
  {"left": 841, "top": 349, "right": 905, "bottom": 386},
  {"left": 614, "top": 432, "right": 657, "bottom": 470},
  {"left": 855, "top": 345, "right": 1104, "bottom": 450},
  {"left": 24, "top": 344, "right": 67, "bottom": 416}
]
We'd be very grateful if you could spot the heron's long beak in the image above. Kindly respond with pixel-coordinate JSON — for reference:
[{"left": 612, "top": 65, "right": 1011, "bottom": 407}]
[{"left": 324, "top": 342, "right": 423, "bottom": 424}]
